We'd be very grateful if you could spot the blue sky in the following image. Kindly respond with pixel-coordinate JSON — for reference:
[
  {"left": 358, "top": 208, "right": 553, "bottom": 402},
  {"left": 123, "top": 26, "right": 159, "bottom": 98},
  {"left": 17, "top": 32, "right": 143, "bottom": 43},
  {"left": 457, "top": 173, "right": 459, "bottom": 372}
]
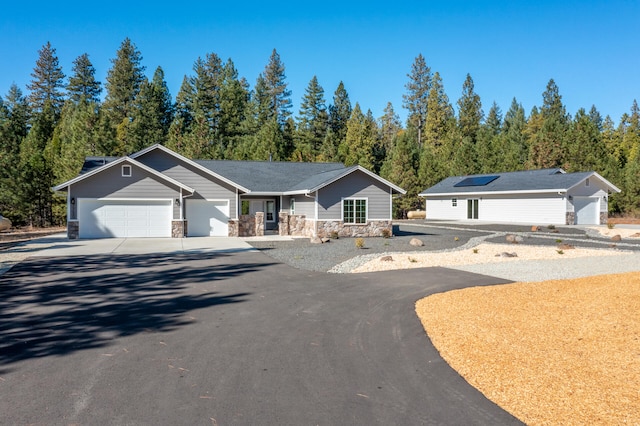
[{"left": 1, "top": 0, "right": 638, "bottom": 124}]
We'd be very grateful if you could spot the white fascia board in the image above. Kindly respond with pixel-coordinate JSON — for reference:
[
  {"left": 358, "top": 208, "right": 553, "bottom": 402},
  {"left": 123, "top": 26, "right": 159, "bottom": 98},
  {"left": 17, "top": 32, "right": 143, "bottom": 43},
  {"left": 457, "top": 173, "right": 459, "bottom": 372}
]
[
  {"left": 419, "top": 188, "right": 568, "bottom": 197},
  {"left": 241, "top": 191, "right": 282, "bottom": 196},
  {"left": 129, "top": 144, "right": 250, "bottom": 193},
  {"left": 307, "top": 166, "right": 406, "bottom": 194},
  {"left": 52, "top": 156, "right": 195, "bottom": 194}
]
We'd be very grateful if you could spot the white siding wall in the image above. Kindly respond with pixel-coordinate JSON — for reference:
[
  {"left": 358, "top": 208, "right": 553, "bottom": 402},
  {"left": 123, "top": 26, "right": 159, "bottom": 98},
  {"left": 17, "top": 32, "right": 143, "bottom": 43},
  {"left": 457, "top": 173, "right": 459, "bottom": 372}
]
[
  {"left": 427, "top": 193, "right": 567, "bottom": 224},
  {"left": 566, "top": 179, "right": 608, "bottom": 213}
]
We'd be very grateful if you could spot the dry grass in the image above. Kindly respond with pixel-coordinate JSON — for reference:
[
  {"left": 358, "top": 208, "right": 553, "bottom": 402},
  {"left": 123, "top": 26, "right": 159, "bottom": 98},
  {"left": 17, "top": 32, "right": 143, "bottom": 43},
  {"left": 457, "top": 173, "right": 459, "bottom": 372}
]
[{"left": 416, "top": 272, "right": 640, "bottom": 425}]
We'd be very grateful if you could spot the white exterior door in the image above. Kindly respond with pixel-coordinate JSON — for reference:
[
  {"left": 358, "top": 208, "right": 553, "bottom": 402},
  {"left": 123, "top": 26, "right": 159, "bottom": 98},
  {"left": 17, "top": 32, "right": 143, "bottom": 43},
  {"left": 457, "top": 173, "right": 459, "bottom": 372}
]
[
  {"left": 78, "top": 199, "right": 172, "bottom": 238},
  {"left": 574, "top": 197, "right": 600, "bottom": 225},
  {"left": 186, "top": 199, "right": 229, "bottom": 236}
]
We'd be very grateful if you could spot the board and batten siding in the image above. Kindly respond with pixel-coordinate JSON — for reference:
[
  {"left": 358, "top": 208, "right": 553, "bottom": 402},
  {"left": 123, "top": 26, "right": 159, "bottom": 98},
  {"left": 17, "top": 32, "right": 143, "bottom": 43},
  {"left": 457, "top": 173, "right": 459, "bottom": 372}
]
[
  {"left": 70, "top": 162, "right": 181, "bottom": 220},
  {"left": 427, "top": 193, "right": 566, "bottom": 224},
  {"left": 136, "top": 149, "right": 238, "bottom": 219},
  {"left": 317, "top": 170, "right": 391, "bottom": 221}
]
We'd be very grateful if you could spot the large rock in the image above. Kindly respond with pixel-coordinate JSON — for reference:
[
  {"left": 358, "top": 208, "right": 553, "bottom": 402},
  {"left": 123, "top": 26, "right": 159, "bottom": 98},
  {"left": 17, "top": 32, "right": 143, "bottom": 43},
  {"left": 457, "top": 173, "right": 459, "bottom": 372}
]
[
  {"left": 505, "top": 234, "right": 524, "bottom": 243},
  {"left": 611, "top": 234, "right": 622, "bottom": 242},
  {"left": 531, "top": 226, "right": 541, "bottom": 232},
  {"left": 409, "top": 238, "right": 424, "bottom": 247},
  {"left": 310, "top": 236, "right": 323, "bottom": 244},
  {"left": 380, "top": 255, "right": 394, "bottom": 262},
  {"left": 557, "top": 243, "right": 575, "bottom": 250},
  {"left": 407, "top": 210, "right": 426, "bottom": 219},
  {"left": 495, "top": 252, "right": 518, "bottom": 258},
  {"left": 0, "top": 215, "right": 11, "bottom": 231}
]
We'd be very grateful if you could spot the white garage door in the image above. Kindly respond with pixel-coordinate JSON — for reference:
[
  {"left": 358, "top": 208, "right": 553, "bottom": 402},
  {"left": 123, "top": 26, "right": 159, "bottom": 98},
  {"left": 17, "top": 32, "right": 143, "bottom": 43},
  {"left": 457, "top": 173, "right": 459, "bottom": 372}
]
[
  {"left": 78, "top": 199, "right": 172, "bottom": 238},
  {"left": 574, "top": 197, "right": 600, "bottom": 225},
  {"left": 185, "top": 199, "right": 229, "bottom": 236}
]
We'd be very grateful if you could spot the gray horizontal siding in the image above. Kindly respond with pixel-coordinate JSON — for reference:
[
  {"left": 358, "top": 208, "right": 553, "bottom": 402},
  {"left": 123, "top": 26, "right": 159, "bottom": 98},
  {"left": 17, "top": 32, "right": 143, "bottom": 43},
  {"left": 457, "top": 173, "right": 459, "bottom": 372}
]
[
  {"left": 136, "top": 149, "right": 238, "bottom": 219},
  {"left": 70, "top": 162, "right": 180, "bottom": 220},
  {"left": 318, "top": 170, "right": 391, "bottom": 220},
  {"left": 292, "top": 194, "right": 315, "bottom": 218}
]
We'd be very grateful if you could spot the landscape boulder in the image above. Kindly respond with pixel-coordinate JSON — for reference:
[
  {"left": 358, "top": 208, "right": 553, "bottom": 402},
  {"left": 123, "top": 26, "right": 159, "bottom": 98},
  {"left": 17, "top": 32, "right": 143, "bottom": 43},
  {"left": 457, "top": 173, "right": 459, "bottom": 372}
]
[
  {"left": 505, "top": 234, "right": 524, "bottom": 243},
  {"left": 310, "top": 236, "right": 323, "bottom": 244},
  {"left": 495, "top": 252, "right": 518, "bottom": 258},
  {"left": 409, "top": 238, "right": 424, "bottom": 247},
  {"left": 557, "top": 243, "right": 575, "bottom": 250},
  {"left": 380, "top": 255, "right": 394, "bottom": 262},
  {"left": 0, "top": 215, "right": 11, "bottom": 232},
  {"left": 531, "top": 226, "right": 540, "bottom": 232},
  {"left": 611, "top": 234, "right": 622, "bottom": 242}
]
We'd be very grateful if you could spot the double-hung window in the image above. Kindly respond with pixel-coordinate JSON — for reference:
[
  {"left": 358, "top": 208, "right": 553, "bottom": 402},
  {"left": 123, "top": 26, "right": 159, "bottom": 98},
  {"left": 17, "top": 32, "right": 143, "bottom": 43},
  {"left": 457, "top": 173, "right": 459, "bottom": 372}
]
[{"left": 343, "top": 199, "right": 367, "bottom": 224}]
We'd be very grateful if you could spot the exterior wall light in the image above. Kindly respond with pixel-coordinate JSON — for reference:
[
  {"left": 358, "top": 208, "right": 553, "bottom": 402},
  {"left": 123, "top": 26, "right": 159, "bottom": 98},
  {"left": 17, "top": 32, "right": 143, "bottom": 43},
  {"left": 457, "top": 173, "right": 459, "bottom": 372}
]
[
  {"left": 175, "top": 198, "right": 181, "bottom": 206},
  {"left": 71, "top": 197, "right": 75, "bottom": 205}
]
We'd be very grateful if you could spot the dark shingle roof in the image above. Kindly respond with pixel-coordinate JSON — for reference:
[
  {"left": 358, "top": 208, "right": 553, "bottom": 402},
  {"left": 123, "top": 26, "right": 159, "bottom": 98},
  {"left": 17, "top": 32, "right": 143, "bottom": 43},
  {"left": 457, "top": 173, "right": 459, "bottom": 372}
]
[
  {"left": 80, "top": 157, "right": 118, "bottom": 174},
  {"left": 419, "top": 169, "right": 598, "bottom": 195},
  {"left": 194, "top": 160, "right": 347, "bottom": 193}
]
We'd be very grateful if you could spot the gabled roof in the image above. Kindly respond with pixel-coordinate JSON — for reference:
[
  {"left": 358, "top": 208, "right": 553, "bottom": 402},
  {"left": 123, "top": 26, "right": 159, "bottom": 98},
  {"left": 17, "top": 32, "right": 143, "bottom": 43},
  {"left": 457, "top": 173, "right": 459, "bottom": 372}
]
[
  {"left": 130, "top": 144, "right": 250, "bottom": 192},
  {"left": 56, "top": 144, "right": 406, "bottom": 196},
  {"left": 194, "top": 159, "right": 346, "bottom": 193},
  {"left": 283, "top": 165, "right": 406, "bottom": 195},
  {"left": 419, "top": 169, "right": 621, "bottom": 196},
  {"left": 52, "top": 156, "right": 195, "bottom": 194}
]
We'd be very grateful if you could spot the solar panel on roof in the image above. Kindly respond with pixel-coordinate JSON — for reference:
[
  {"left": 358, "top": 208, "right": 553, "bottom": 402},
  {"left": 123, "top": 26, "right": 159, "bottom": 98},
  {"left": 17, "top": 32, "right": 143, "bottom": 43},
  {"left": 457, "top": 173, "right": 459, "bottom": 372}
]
[{"left": 454, "top": 175, "right": 499, "bottom": 187}]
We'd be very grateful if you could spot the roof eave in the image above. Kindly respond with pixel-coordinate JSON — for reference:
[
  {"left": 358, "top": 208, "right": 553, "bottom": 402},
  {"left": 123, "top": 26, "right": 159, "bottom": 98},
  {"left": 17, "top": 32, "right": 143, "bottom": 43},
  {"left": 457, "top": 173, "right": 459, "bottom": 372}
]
[
  {"left": 420, "top": 188, "right": 568, "bottom": 197},
  {"left": 307, "top": 165, "right": 406, "bottom": 194}
]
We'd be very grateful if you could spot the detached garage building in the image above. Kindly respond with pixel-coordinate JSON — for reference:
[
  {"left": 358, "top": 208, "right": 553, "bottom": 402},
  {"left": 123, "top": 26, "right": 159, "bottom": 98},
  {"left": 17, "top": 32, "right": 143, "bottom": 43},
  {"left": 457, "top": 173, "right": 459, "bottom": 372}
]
[{"left": 418, "top": 169, "right": 621, "bottom": 225}]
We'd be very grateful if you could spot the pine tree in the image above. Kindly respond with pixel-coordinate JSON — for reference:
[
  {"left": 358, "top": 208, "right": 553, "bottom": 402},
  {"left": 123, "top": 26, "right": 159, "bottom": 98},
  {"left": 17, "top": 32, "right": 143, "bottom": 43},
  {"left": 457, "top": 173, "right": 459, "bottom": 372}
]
[
  {"left": 457, "top": 73, "right": 483, "bottom": 143},
  {"left": 380, "top": 128, "right": 420, "bottom": 218},
  {"left": 501, "top": 98, "right": 528, "bottom": 171},
  {"left": 294, "top": 75, "right": 328, "bottom": 161},
  {"left": 0, "top": 85, "right": 29, "bottom": 223},
  {"left": 422, "top": 72, "right": 453, "bottom": 148},
  {"left": 476, "top": 101, "right": 502, "bottom": 173},
  {"left": 379, "top": 102, "right": 402, "bottom": 153},
  {"left": 402, "top": 54, "right": 431, "bottom": 146},
  {"left": 103, "top": 37, "right": 146, "bottom": 153},
  {"left": 528, "top": 79, "right": 570, "bottom": 168},
  {"left": 67, "top": 53, "right": 102, "bottom": 103},
  {"left": 340, "top": 103, "right": 377, "bottom": 169},
  {"left": 128, "top": 66, "right": 174, "bottom": 151},
  {"left": 262, "top": 49, "right": 292, "bottom": 126},
  {"left": 321, "top": 81, "right": 352, "bottom": 161},
  {"left": 167, "top": 76, "right": 195, "bottom": 156},
  {"left": 218, "top": 59, "right": 249, "bottom": 157},
  {"left": 27, "top": 41, "right": 66, "bottom": 115},
  {"left": 567, "top": 108, "right": 607, "bottom": 172}
]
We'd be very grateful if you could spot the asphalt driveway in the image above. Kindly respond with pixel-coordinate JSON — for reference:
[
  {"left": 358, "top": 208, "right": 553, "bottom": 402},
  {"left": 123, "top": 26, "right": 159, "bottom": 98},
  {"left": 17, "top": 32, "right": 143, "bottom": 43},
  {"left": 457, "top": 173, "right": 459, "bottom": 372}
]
[{"left": 0, "top": 249, "right": 522, "bottom": 425}]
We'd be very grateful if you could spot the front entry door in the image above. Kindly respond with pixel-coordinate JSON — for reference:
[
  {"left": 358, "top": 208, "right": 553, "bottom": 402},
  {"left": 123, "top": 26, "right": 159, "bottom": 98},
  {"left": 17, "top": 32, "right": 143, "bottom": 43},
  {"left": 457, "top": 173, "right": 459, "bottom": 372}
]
[{"left": 467, "top": 199, "right": 479, "bottom": 219}]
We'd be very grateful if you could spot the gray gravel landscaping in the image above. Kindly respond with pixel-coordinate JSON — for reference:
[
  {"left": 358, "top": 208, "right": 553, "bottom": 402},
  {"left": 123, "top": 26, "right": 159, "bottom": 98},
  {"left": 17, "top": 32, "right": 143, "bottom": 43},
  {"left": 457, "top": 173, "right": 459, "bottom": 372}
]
[{"left": 247, "top": 221, "right": 640, "bottom": 274}]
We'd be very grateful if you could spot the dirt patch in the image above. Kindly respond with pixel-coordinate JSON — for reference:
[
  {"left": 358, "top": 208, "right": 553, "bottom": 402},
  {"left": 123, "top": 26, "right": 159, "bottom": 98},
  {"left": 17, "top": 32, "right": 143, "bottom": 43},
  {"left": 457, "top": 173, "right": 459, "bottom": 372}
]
[
  {"left": 416, "top": 272, "right": 640, "bottom": 425},
  {"left": 351, "top": 243, "right": 630, "bottom": 273},
  {"left": 588, "top": 226, "right": 640, "bottom": 239},
  {"left": 608, "top": 217, "right": 640, "bottom": 225}
]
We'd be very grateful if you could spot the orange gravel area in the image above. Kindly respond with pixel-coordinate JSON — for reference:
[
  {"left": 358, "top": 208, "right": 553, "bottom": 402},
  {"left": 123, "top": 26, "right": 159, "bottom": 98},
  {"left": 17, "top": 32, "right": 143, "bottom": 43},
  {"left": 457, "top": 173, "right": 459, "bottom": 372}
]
[{"left": 416, "top": 272, "right": 640, "bottom": 425}]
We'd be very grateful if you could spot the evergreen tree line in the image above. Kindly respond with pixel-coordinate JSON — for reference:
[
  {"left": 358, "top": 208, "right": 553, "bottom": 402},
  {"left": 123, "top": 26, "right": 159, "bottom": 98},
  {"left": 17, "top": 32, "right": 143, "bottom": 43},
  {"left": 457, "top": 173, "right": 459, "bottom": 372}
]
[{"left": 1, "top": 42, "right": 639, "bottom": 227}]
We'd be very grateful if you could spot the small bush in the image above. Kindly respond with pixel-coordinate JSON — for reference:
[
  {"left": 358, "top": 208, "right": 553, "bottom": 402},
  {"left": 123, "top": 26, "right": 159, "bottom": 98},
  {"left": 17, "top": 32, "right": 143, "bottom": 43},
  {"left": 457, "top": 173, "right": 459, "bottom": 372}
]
[
  {"left": 555, "top": 239, "right": 562, "bottom": 243},
  {"left": 330, "top": 231, "right": 339, "bottom": 239},
  {"left": 454, "top": 236, "right": 459, "bottom": 241},
  {"left": 472, "top": 248, "right": 479, "bottom": 254},
  {"left": 408, "top": 257, "right": 417, "bottom": 263},
  {"left": 547, "top": 224, "right": 556, "bottom": 230},
  {"left": 607, "top": 222, "right": 615, "bottom": 229},
  {"left": 556, "top": 249, "right": 564, "bottom": 255},
  {"left": 355, "top": 238, "right": 365, "bottom": 249},
  {"left": 381, "top": 228, "right": 392, "bottom": 238}
]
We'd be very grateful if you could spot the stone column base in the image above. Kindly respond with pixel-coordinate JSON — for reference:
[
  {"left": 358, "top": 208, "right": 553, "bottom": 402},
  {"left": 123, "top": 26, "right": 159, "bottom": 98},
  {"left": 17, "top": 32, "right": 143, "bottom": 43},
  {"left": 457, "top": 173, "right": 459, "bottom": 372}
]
[
  {"left": 67, "top": 221, "right": 79, "bottom": 239},
  {"left": 172, "top": 220, "right": 187, "bottom": 238},
  {"left": 565, "top": 212, "right": 576, "bottom": 225}
]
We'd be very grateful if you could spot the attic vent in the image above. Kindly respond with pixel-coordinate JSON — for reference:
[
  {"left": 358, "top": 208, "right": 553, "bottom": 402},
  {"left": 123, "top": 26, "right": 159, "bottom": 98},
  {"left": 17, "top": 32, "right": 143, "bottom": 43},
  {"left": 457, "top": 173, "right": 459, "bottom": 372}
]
[{"left": 454, "top": 175, "right": 499, "bottom": 187}]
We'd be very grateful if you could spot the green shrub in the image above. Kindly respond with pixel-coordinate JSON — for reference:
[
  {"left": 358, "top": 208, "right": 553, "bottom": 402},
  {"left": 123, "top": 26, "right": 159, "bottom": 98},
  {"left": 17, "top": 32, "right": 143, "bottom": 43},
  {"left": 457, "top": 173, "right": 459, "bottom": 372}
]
[
  {"left": 607, "top": 222, "right": 615, "bottom": 229},
  {"left": 355, "top": 238, "right": 365, "bottom": 248},
  {"left": 473, "top": 248, "right": 479, "bottom": 254},
  {"left": 408, "top": 257, "right": 417, "bottom": 263},
  {"left": 547, "top": 224, "right": 556, "bottom": 230},
  {"left": 381, "top": 228, "right": 392, "bottom": 238},
  {"left": 556, "top": 249, "right": 564, "bottom": 255}
]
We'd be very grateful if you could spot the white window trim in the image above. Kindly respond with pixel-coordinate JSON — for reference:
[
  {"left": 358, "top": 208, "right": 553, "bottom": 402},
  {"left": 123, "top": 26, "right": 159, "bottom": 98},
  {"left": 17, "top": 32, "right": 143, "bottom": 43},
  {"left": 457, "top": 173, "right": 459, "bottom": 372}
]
[
  {"left": 265, "top": 200, "right": 276, "bottom": 223},
  {"left": 122, "top": 164, "right": 132, "bottom": 177},
  {"left": 342, "top": 197, "right": 368, "bottom": 224}
]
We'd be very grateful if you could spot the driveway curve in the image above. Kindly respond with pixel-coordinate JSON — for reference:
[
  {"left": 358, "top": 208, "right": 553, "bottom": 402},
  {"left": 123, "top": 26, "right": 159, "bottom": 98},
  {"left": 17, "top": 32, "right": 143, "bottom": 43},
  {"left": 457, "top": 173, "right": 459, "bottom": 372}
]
[{"left": 0, "top": 250, "right": 521, "bottom": 425}]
